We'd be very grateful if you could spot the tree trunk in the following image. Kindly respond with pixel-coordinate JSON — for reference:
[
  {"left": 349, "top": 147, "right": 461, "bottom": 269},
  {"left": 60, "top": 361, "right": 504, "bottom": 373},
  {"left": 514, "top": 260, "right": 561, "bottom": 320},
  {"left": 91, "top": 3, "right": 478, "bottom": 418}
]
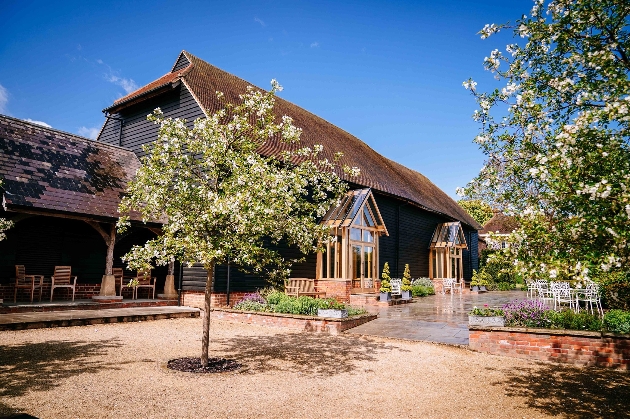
[
  {"left": 105, "top": 224, "right": 116, "bottom": 275},
  {"left": 201, "top": 261, "right": 215, "bottom": 367}
]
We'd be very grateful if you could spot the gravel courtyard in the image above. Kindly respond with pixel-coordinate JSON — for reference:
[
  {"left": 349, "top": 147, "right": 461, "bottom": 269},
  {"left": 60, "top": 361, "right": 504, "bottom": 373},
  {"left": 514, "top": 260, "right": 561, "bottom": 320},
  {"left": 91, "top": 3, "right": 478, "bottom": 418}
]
[{"left": 1, "top": 317, "right": 628, "bottom": 419}]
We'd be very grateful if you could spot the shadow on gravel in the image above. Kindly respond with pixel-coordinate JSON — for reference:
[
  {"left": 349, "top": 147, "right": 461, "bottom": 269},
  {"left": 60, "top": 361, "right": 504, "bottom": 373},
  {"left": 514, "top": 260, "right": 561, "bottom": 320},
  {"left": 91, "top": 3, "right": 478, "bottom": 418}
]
[
  {"left": 216, "top": 332, "right": 398, "bottom": 376},
  {"left": 0, "top": 339, "right": 123, "bottom": 400},
  {"left": 489, "top": 364, "right": 630, "bottom": 419}
]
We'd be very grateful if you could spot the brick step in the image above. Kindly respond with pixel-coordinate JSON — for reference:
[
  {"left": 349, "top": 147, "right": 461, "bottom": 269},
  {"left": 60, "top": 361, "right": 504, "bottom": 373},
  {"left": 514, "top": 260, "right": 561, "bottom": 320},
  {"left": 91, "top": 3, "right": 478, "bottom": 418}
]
[
  {"left": 0, "top": 306, "right": 200, "bottom": 331},
  {"left": 0, "top": 298, "right": 178, "bottom": 314}
]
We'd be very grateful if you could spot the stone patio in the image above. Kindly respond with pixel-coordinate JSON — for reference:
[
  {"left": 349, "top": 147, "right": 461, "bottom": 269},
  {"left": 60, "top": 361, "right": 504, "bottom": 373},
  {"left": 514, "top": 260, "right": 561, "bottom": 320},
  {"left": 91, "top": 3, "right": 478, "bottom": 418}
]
[{"left": 346, "top": 290, "right": 525, "bottom": 345}]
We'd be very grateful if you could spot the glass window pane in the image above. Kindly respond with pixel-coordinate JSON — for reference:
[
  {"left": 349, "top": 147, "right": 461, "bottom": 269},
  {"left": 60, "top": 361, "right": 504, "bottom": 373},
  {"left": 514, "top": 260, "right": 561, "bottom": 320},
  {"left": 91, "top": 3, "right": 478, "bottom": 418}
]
[
  {"left": 363, "top": 206, "right": 375, "bottom": 227},
  {"left": 363, "top": 247, "right": 373, "bottom": 279},
  {"left": 322, "top": 246, "right": 328, "bottom": 278},
  {"left": 328, "top": 242, "right": 335, "bottom": 279},
  {"left": 363, "top": 230, "right": 374, "bottom": 243},
  {"left": 335, "top": 238, "right": 342, "bottom": 278},
  {"left": 350, "top": 228, "right": 361, "bottom": 241},
  {"left": 352, "top": 245, "right": 361, "bottom": 279}
]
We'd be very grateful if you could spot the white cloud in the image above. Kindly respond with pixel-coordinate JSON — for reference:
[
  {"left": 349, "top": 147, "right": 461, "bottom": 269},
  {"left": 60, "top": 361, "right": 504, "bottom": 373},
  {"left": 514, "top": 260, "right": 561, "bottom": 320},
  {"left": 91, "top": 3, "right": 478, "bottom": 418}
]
[
  {"left": 0, "top": 84, "right": 8, "bottom": 114},
  {"left": 254, "top": 17, "right": 266, "bottom": 27},
  {"left": 25, "top": 119, "right": 52, "bottom": 128},
  {"left": 105, "top": 74, "right": 138, "bottom": 94},
  {"left": 310, "top": 41, "right": 319, "bottom": 48},
  {"left": 96, "top": 59, "right": 103, "bottom": 64},
  {"left": 78, "top": 126, "right": 100, "bottom": 139}
]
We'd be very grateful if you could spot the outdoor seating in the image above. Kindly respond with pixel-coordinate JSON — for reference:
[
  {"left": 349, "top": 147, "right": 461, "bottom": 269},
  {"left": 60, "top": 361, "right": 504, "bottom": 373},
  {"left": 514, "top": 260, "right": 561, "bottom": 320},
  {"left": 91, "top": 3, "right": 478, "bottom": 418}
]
[
  {"left": 452, "top": 279, "right": 464, "bottom": 293},
  {"left": 551, "top": 281, "right": 575, "bottom": 311},
  {"left": 113, "top": 268, "right": 130, "bottom": 297},
  {"left": 50, "top": 266, "right": 77, "bottom": 302},
  {"left": 442, "top": 278, "right": 455, "bottom": 294},
  {"left": 390, "top": 278, "right": 402, "bottom": 296},
  {"left": 535, "top": 281, "right": 554, "bottom": 307},
  {"left": 13, "top": 265, "right": 44, "bottom": 303},
  {"left": 133, "top": 269, "right": 156, "bottom": 299},
  {"left": 284, "top": 278, "right": 326, "bottom": 298},
  {"left": 575, "top": 282, "right": 604, "bottom": 316}
]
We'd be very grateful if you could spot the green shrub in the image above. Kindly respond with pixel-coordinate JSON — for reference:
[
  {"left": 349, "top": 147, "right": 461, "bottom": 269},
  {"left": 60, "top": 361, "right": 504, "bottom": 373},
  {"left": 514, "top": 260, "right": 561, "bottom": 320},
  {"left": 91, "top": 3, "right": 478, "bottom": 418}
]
[
  {"left": 265, "top": 290, "right": 286, "bottom": 306},
  {"left": 411, "top": 277, "right": 434, "bottom": 288},
  {"left": 603, "top": 310, "right": 630, "bottom": 334},
  {"left": 346, "top": 306, "right": 368, "bottom": 316},
  {"left": 233, "top": 300, "right": 268, "bottom": 312},
  {"left": 411, "top": 285, "right": 434, "bottom": 297},
  {"left": 496, "top": 282, "right": 515, "bottom": 291},
  {"left": 401, "top": 264, "right": 412, "bottom": 291},
  {"left": 597, "top": 271, "right": 630, "bottom": 310},
  {"left": 545, "top": 309, "right": 602, "bottom": 331},
  {"left": 380, "top": 262, "right": 392, "bottom": 293},
  {"left": 471, "top": 269, "right": 491, "bottom": 287}
]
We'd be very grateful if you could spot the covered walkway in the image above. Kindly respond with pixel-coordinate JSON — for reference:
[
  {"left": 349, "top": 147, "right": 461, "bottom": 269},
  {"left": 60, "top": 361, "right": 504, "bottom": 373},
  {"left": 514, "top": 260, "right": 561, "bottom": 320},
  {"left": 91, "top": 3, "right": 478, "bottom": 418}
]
[{"left": 347, "top": 290, "right": 524, "bottom": 345}]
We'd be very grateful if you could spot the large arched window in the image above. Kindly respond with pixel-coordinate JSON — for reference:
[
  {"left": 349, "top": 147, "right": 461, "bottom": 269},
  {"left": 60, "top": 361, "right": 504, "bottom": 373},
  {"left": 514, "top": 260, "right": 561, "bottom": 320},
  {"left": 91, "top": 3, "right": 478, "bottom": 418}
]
[
  {"left": 429, "top": 222, "right": 468, "bottom": 281},
  {"left": 318, "top": 188, "right": 388, "bottom": 292}
]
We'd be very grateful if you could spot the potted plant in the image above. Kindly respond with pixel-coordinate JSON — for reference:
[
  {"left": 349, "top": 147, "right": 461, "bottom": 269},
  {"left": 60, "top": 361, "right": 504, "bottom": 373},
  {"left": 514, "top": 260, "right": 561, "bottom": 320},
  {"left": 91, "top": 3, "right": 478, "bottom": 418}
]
[
  {"left": 380, "top": 262, "right": 392, "bottom": 301},
  {"left": 317, "top": 299, "right": 348, "bottom": 318},
  {"left": 401, "top": 264, "right": 412, "bottom": 300},
  {"left": 469, "top": 304, "right": 505, "bottom": 327}
]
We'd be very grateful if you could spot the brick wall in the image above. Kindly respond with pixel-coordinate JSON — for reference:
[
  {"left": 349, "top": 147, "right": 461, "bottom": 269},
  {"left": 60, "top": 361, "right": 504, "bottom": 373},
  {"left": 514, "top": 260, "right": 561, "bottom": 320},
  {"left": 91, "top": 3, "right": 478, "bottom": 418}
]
[
  {"left": 469, "top": 326, "right": 630, "bottom": 369},
  {"left": 211, "top": 308, "right": 376, "bottom": 335},
  {"left": 314, "top": 279, "right": 351, "bottom": 302},
  {"left": 180, "top": 291, "right": 249, "bottom": 309}
]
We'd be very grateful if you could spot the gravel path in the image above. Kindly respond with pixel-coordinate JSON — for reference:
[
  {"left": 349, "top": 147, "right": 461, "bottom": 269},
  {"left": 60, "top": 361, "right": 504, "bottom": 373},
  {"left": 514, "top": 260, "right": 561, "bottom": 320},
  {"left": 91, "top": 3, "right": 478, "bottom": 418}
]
[{"left": 1, "top": 316, "right": 628, "bottom": 419}]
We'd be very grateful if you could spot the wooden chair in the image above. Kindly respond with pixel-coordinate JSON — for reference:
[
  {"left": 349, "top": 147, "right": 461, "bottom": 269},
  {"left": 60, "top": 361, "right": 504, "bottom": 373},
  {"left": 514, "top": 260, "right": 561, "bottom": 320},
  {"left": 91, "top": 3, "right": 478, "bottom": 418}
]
[
  {"left": 13, "top": 265, "right": 44, "bottom": 303},
  {"left": 112, "top": 268, "right": 128, "bottom": 297},
  {"left": 284, "top": 278, "right": 326, "bottom": 298},
  {"left": 50, "top": 266, "right": 77, "bottom": 302},
  {"left": 133, "top": 269, "right": 156, "bottom": 299}
]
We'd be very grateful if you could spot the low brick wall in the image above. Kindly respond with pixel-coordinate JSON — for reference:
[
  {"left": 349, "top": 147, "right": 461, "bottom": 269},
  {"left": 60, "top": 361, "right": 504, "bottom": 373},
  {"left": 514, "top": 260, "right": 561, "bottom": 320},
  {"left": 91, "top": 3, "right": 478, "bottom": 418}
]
[
  {"left": 469, "top": 326, "right": 630, "bottom": 369},
  {"left": 211, "top": 308, "right": 376, "bottom": 335},
  {"left": 180, "top": 291, "right": 250, "bottom": 309}
]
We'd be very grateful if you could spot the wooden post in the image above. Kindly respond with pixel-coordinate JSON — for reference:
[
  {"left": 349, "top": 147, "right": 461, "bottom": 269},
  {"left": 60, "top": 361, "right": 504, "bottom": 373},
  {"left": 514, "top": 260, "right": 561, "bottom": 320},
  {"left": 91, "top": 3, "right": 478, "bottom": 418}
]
[{"left": 86, "top": 221, "right": 121, "bottom": 300}]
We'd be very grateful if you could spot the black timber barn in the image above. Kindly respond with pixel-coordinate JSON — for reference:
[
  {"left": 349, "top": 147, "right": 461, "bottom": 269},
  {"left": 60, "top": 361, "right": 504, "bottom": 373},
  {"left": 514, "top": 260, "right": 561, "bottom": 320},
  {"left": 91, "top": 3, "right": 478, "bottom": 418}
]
[{"left": 94, "top": 51, "right": 481, "bottom": 303}]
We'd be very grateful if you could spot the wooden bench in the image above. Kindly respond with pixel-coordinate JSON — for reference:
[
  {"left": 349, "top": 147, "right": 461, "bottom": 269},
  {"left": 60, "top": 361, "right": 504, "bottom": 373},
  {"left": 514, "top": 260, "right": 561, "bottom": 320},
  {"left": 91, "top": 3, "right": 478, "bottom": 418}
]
[{"left": 285, "top": 278, "right": 326, "bottom": 298}]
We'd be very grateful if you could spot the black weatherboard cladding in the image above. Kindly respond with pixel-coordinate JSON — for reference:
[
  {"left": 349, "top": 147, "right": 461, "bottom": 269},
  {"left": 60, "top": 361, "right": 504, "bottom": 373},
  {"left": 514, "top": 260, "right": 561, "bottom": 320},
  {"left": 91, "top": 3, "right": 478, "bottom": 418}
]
[{"left": 99, "top": 85, "right": 205, "bottom": 156}]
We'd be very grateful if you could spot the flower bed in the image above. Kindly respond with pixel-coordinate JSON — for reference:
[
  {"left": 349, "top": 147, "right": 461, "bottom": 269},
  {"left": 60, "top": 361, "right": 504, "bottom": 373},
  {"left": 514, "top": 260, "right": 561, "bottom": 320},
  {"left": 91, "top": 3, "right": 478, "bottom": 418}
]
[
  {"left": 232, "top": 291, "right": 368, "bottom": 317},
  {"left": 211, "top": 308, "right": 377, "bottom": 335}
]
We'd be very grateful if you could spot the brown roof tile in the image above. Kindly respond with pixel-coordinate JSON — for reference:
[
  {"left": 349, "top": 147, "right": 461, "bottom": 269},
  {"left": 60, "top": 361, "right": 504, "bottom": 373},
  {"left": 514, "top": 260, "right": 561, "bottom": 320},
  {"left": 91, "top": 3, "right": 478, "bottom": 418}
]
[
  {"left": 0, "top": 114, "right": 141, "bottom": 220},
  {"left": 479, "top": 211, "right": 519, "bottom": 235}
]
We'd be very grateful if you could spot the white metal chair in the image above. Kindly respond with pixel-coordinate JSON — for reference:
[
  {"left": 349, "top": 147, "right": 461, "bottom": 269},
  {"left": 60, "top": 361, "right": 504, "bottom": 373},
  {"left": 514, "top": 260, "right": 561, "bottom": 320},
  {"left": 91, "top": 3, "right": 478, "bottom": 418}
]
[
  {"left": 442, "top": 278, "right": 455, "bottom": 294},
  {"left": 576, "top": 282, "right": 604, "bottom": 316},
  {"left": 551, "top": 282, "right": 574, "bottom": 311},
  {"left": 452, "top": 279, "right": 464, "bottom": 293},
  {"left": 526, "top": 279, "right": 537, "bottom": 299},
  {"left": 535, "top": 281, "right": 554, "bottom": 307},
  {"left": 390, "top": 278, "right": 402, "bottom": 297}
]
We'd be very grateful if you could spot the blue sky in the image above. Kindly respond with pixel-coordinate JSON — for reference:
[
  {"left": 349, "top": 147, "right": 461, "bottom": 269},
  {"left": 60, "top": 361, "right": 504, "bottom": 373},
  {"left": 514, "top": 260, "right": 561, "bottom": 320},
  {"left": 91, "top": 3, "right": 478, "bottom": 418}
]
[{"left": 0, "top": 0, "right": 532, "bottom": 199}]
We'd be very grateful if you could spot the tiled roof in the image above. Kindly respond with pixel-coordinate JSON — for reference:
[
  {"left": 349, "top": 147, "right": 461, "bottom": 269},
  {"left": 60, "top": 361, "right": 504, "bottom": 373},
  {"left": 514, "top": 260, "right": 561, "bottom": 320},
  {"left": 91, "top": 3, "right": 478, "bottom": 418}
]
[
  {"left": 0, "top": 114, "right": 141, "bottom": 220},
  {"left": 479, "top": 211, "right": 519, "bottom": 235},
  {"left": 109, "top": 69, "right": 189, "bottom": 108},
  {"left": 102, "top": 50, "right": 482, "bottom": 229}
]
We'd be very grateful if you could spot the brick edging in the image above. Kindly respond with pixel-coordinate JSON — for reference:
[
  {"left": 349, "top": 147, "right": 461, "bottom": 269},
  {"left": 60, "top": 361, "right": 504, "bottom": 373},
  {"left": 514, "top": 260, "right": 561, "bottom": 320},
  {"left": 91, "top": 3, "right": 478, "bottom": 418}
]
[
  {"left": 210, "top": 308, "right": 377, "bottom": 334},
  {"left": 469, "top": 326, "right": 630, "bottom": 369}
]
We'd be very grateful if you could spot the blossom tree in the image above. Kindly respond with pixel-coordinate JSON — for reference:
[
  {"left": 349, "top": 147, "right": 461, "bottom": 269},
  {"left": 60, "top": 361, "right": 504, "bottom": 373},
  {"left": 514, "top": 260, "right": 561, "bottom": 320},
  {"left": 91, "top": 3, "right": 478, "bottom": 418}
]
[
  {"left": 118, "top": 80, "right": 357, "bottom": 366},
  {"left": 461, "top": 0, "right": 630, "bottom": 282},
  {"left": 457, "top": 199, "right": 494, "bottom": 226}
]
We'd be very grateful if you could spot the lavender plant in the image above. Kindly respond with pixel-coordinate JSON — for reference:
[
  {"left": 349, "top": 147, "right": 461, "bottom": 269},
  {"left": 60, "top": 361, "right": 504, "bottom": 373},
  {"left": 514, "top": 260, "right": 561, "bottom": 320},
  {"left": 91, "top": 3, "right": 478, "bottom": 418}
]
[{"left": 502, "top": 299, "right": 551, "bottom": 328}]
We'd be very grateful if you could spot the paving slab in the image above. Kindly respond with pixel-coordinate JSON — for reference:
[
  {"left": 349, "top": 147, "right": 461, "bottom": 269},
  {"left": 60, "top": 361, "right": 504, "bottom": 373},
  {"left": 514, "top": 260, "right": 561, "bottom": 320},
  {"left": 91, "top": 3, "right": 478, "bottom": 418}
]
[{"left": 346, "top": 290, "right": 525, "bottom": 345}]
